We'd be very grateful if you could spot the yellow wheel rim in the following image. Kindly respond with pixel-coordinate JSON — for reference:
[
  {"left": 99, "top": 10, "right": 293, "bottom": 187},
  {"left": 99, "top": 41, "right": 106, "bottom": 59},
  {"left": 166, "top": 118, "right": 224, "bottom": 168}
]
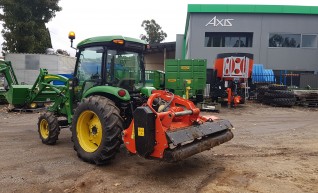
[
  {"left": 30, "top": 103, "right": 37, "bottom": 109},
  {"left": 39, "top": 119, "right": 49, "bottom": 139},
  {"left": 76, "top": 110, "right": 103, "bottom": 153}
]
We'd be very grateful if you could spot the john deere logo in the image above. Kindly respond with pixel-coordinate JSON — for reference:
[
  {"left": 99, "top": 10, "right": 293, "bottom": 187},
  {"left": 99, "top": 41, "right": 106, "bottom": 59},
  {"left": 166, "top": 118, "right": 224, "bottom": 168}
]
[
  {"left": 181, "top": 66, "right": 190, "bottom": 70},
  {"left": 168, "top": 79, "right": 176, "bottom": 82}
]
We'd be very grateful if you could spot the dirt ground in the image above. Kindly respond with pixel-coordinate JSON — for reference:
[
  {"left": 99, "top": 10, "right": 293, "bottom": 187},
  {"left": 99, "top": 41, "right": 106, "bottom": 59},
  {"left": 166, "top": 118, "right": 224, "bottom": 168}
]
[{"left": 0, "top": 102, "right": 317, "bottom": 193}]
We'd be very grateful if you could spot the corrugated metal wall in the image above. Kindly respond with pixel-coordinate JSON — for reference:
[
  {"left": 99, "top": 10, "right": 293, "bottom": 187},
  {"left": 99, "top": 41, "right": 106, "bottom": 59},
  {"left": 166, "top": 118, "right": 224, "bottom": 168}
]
[{"left": 5, "top": 53, "right": 76, "bottom": 84}]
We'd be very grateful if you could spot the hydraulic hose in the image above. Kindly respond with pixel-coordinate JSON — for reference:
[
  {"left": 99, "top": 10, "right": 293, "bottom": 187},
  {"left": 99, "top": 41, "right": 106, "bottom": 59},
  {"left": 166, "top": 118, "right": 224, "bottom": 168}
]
[{"left": 158, "top": 91, "right": 174, "bottom": 112}]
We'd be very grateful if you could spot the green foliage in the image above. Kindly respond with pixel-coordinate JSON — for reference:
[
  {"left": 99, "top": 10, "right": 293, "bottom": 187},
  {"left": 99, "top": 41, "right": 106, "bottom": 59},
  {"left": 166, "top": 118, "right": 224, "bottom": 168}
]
[
  {"left": 56, "top": 49, "right": 70, "bottom": 56},
  {"left": 0, "top": 0, "right": 61, "bottom": 54},
  {"left": 141, "top": 19, "right": 167, "bottom": 44}
]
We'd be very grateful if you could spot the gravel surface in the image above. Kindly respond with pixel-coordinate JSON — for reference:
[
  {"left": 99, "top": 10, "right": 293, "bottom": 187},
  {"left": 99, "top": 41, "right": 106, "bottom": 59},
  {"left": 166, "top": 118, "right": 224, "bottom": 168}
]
[{"left": 0, "top": 102, "right": 317, "bottom": 193}]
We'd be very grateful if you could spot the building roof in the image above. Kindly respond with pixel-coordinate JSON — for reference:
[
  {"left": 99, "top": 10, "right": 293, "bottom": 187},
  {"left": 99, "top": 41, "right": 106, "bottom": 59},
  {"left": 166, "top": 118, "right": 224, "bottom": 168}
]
[
  {"left": 188, "top": 4, "right": 318, "bottom": 15},
  {"left": 185, "top": 4, "right": 318, "bottom": 35}
]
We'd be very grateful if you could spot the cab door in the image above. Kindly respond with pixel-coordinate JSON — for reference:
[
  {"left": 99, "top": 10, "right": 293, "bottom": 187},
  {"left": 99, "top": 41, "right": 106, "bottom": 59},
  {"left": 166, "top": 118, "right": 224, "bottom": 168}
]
[{"left": 73, "top": 46, "right": 104, "bottom": 101}]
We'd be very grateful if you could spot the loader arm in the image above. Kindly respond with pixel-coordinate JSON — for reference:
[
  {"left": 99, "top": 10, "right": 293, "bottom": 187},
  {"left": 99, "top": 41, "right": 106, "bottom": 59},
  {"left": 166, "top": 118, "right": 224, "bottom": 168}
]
[
  {"left": 27, "top": 69, "right": 73, "bottom": 122},
  {"left": 0, "top": 60, "right": 19, "bottom": 88}
]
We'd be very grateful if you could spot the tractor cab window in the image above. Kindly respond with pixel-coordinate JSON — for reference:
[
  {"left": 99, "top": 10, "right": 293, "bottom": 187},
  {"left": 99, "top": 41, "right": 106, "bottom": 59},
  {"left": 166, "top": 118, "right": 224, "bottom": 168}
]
[
  {"left": 76, "top": 46, "right": 103, "bottom": 83},
  {"left": 106, "top": 49, "right": 143, "bottom": 91},
  {"left": 74, "top": 46, "right": 103, "bottom": 99}
]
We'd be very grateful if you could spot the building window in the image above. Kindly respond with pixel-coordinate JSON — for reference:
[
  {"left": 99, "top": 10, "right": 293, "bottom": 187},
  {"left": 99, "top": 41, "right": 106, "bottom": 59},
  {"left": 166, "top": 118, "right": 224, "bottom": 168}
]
[
  {"left": 269, "top": 33, "right": 317, "bottom": 48},
  {"left": 302, "top": 34, "right": 317, "bottom": 48},
  {"left": 205, "top": 32, "right": 253, "bottom": 47},
  {"left": 269, "top": 33, "right": 301, "bottom": 48}
]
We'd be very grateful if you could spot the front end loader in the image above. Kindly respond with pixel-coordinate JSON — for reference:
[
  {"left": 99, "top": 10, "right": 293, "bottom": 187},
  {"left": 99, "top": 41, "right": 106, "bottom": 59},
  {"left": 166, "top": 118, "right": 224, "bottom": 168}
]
[{"left": 37, "top": 32, "right": 234, "bottom": 165}]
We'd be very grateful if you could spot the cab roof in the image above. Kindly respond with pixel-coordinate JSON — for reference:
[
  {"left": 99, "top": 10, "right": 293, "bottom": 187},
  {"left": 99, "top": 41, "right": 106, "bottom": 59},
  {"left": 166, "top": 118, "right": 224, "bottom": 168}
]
[{"left": 77, "top": 35, "right": 147, "bottom": 48}]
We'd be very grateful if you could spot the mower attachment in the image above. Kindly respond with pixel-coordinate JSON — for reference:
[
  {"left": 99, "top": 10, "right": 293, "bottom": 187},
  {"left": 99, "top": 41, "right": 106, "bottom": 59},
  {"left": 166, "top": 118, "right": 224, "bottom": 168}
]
[
  {"left": 123, "top": 90, "right": 234, "bottom": 162},
  {"left": 164, "top": 121, "right": 233, "bottom": 162}
]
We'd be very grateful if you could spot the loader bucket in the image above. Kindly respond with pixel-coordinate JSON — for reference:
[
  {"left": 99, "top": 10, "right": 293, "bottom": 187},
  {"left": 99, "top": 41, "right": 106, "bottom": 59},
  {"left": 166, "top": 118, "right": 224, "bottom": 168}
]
[{"left": 123, "top": 90, "right": 234, "bottom": 161}]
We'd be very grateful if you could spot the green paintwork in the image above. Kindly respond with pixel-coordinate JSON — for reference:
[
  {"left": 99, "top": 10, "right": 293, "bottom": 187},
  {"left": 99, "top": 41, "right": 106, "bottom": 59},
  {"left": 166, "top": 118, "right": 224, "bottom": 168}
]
[
  {"left": 153, "top": 70, "right": 165, "bottom": 90},
  {"left": 187, "top": 4, "right": 318, "bottom": 14},
  {"left": 164, "top": 59, "right": 206, "bottom": 98},
  {"left": 77, "top": 35, "right": 147, "bottom": 48},
  {"left": 183, "top": 4, "right": 318, "bottom": 59},
  {"left": 0, "top": 90, "right": 6, "bottom": 103},
  {"left": 140, "top": 87, "right": 156, "bottom": 97},
  {"left": 0, "top": 60, "right": 19, "bottom": 86},
  {"left": 26, "top": 69, "right": 70, "bottom": 105},
  {"left": 1, "top": 65, "right": 70, "bottom": 109},
  {"left": 5, "top": 85, "right": 32, "bottom": 105},
  {"left": 82, "top": 86, "right": 131, "bottom": 101}
]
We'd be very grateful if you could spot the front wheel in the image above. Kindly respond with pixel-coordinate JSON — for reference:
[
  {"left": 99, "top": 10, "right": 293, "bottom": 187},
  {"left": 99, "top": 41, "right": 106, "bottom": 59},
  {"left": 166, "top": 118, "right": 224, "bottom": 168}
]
[
  {"left": 71, "top": 96, "right": 124, "bottom": 165},
  {"left": 38, "top": 112, "right": 60, "bottom": 145}
]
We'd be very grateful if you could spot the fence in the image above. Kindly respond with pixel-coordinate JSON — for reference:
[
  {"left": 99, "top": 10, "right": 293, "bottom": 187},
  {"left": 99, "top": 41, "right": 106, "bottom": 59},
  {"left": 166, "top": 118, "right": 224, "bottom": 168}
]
[
  {"left": 299, "top": 74, "right": 318, "bottom": 88},
  {"left": 252, "top": 71, "right": 316, "bottom": 88}
]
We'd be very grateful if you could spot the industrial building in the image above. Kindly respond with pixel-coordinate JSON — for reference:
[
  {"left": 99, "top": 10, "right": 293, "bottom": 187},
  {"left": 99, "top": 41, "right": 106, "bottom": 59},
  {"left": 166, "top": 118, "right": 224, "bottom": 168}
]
[
  {"left": 176, "top": 4, "right": 318, "bottom": 74},
  {"left": 4, "top": 53, "right": 76, "bottom": 84}
]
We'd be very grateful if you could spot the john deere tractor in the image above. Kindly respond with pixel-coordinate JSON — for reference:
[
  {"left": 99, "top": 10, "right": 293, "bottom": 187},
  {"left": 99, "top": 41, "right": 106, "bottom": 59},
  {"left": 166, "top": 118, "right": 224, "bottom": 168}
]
[{"left": 37, "top": 32, "right": 233, "bottom": 165}]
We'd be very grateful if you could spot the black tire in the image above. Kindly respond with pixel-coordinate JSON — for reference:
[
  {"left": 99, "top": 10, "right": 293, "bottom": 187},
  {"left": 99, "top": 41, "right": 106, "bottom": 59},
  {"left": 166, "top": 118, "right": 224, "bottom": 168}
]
[
  {"left": 267, "top": 90, "right": 295, "bottom": 98},
  {"left": 38, "top": 112, "right": 60, "bottom": 145},
  {"left": 257, "top": 86, "right": 269, "bottom": 93},
  {"left": 269, "top": 84, "right": 287, "bottom": 90},
  {"left": 72, "top": 96, "right": 124, "bottom": 165},
  {"left": 262, "top": 97, "right": 273, "bottom": 105},
  {"left": 256, "top": 86, "right": 269, "bottom": 102},
  {"left": 257, "top": 93, "right": 265, "bottom": 103},
  {"left": 272, "top": 98, "right": 296, "bottom": 107}
]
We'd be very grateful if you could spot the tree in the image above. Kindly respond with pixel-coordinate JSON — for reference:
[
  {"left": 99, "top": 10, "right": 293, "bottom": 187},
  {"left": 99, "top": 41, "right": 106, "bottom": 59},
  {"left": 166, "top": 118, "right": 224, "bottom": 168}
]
[
  {"left": 56, "top": 49, "right": 70, "bottom": 56},
  {"left": 0, "top": 0, "right": 61, "bottom": 54},
  {"left": 141, "top": 19, "right": 167, "bottom": 44},
  {"left": 269, "top": 34, "right": 283, "bottom": 47}
]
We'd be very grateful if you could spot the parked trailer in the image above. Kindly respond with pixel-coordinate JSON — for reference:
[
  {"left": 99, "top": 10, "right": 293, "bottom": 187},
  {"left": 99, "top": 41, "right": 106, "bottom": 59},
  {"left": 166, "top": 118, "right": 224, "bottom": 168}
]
[{"left": 153, "top": 59, "right": 207, "bottom": 102}]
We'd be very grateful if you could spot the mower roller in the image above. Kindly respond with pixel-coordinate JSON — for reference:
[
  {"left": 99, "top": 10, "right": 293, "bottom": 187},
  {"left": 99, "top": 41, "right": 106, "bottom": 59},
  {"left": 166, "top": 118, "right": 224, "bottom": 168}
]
[{"left": 34, "top": 32, "right": 234, "bottom": 165}]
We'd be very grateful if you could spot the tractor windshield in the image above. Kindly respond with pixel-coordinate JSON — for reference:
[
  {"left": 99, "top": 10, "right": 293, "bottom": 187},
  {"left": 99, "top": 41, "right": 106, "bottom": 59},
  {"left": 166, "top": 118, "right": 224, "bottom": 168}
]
[{"left": 106, "top": 49, "right": 144, "bottom": 91}]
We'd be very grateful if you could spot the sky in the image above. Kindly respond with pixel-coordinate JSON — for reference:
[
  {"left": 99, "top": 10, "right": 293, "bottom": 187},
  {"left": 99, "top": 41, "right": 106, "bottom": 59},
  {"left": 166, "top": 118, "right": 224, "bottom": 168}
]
[{"left": 1, "top": 0, "right": 318, "bottom": 57}]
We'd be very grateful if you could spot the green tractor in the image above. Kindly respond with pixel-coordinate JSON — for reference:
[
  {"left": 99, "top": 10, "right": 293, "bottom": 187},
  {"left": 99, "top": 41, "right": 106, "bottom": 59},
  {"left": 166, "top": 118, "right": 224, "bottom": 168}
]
[{"left": 38, "top": 32, "right": 233, "bottom": 165}]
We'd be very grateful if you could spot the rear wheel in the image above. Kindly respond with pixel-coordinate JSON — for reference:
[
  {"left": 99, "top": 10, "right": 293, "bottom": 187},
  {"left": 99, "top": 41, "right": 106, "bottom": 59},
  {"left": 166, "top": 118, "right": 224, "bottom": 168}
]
[
  {"left": 38, "top": 112, "right": 60, "bottom": 145},
  {"left": 72, "top": 96, "right": 124, "bottom": 165}
]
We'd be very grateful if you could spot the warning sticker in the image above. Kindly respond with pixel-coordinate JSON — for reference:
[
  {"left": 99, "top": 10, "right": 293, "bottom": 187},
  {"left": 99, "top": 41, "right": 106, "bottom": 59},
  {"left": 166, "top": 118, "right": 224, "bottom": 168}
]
[
  {"left": 181, "top": 66, "right": 190, "bottom": 70},
  {"left": 138, "top": 127, "right": 145, "bottom": 136},
  {"left": 168, "top": 79, "right": 176, "bottom": 82}
]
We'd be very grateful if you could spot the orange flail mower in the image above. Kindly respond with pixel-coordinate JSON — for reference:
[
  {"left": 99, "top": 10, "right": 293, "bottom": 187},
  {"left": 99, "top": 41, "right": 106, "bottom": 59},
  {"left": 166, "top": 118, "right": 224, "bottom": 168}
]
[{"left": 123, "top": 90, "right": 234, "bottom": 162}]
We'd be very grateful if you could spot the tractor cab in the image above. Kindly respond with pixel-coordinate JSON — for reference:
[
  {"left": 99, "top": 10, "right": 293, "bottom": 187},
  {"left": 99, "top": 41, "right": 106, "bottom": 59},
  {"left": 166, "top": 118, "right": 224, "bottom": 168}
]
[{"left": 69, "top": 32, "right": 148, "bottom": 101}]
